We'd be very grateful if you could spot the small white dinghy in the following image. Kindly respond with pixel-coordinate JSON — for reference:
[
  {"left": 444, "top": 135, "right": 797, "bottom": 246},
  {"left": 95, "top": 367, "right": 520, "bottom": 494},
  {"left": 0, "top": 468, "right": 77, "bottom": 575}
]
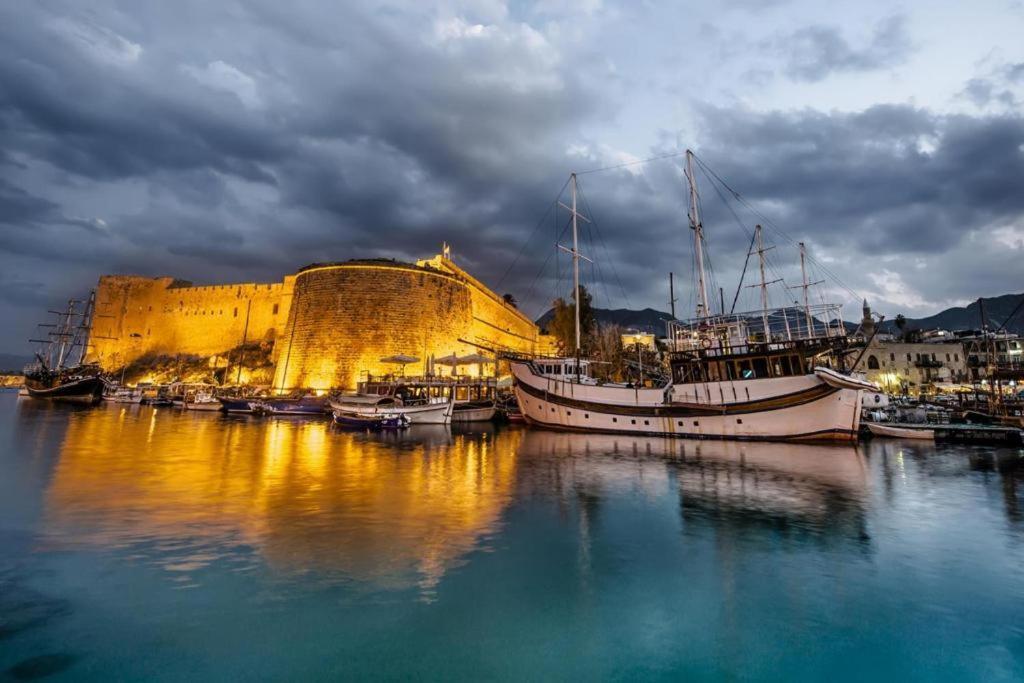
[{"left": 867, "top": 423, "right": 935, "bottom": 440}]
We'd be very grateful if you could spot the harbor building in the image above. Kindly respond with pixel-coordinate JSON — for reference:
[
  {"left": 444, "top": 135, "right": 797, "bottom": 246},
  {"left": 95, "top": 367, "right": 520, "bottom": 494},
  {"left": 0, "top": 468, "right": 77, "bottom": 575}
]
[
  {"left": 88, "top": 251, "right": 548, "bottom": 390},
  {"left": 853, "top": 340, "right": 968, "bottom": 395}
]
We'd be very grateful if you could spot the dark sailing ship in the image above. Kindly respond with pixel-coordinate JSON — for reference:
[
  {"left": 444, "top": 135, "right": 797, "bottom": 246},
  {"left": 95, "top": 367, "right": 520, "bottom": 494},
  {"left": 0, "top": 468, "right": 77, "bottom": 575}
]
[{"left": 23, "top": 293, "right": 106, "bottom": 404}]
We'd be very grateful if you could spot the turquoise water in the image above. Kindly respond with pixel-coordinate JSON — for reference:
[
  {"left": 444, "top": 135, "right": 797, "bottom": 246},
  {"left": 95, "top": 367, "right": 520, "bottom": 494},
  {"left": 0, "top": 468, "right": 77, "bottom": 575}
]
[{"left": 1, "top": 391, "right": 1023, "bottom": 681}]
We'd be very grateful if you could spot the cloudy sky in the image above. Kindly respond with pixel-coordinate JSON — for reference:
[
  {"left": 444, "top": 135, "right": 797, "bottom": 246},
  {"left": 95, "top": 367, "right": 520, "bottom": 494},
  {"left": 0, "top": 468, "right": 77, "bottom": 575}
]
[{"left": 2, "top": 0, "right": 1023, "bottom": 354}]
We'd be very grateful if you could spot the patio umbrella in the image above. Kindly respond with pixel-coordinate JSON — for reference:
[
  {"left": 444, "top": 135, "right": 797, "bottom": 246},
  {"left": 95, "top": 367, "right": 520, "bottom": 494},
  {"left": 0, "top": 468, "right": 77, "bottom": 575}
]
[
  {"left": 434, "top": 353, "right": 461, "bottom": 366},
  {"left": 379, "top": 354, "right": 420, "bottom": 376},
  {"left": 457, "top": 353, "right": 494, "bottom": 364}
]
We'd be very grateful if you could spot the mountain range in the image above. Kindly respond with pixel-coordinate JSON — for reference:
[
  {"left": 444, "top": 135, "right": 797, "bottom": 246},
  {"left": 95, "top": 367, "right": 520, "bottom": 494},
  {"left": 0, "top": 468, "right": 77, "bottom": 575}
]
[
  {"left": 876, "top": 293, "right": 1024, "bottom": 335},
  {"left": 536, "top": 292, "right": 1024, "bottom": 336}
]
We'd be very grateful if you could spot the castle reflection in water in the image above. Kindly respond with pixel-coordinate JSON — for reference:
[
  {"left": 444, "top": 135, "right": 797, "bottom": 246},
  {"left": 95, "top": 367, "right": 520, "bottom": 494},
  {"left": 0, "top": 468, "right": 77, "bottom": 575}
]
[{"left": 21, "top": 400, "right": 1024, "bottom": 598}]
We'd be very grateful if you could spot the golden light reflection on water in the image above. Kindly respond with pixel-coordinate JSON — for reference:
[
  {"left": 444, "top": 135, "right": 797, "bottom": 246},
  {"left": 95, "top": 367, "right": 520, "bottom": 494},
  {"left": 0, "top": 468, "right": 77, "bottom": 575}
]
[{"left": 43, "top": 406, "right": 520, "bottom": 595}]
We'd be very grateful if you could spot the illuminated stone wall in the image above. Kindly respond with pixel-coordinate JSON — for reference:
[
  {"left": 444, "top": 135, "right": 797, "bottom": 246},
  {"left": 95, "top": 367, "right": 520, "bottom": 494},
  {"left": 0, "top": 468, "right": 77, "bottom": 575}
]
[
  {"left": 89, "top": 253, "right": 545, "bottom": 389},
  {"left": 273, "top": 261, "right": 477, "bottom": 391},
  {"left": 89, "top": 275, "right": 291, "bottom": 368}
]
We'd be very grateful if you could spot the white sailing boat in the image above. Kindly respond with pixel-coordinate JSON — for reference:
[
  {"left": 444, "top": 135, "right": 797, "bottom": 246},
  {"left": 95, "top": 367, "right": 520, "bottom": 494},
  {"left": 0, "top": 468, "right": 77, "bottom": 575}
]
[{"left": 508, "top": 152, "right": 875, "bottom": 442}]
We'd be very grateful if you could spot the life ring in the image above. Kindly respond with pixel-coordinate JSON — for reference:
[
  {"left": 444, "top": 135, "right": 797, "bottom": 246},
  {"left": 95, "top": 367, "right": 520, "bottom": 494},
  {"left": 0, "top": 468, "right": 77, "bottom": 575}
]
[{"left": 700, "top": 338, "right": 712, "bottom": 349}]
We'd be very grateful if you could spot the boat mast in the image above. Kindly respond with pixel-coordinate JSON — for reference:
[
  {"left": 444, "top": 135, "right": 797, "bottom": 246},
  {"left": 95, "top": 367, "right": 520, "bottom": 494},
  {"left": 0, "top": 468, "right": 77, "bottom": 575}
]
[
  {"left": 799, "top": 242, "right": 812, "bottom": 337},
  {"left": 685, "top": 150, "right": 711, "bottom": 319},
  {"left": 557, "top": 173, "right": 592, "bottom": 375},
  {"left": 755, "top": 225, "right": 770, "bottom": 339},
  {"left": 572, "top": 173, "right": 581, "bottom": 358},
  {"left": 55, "top": 299, "right": 76, "bottom": 370}
]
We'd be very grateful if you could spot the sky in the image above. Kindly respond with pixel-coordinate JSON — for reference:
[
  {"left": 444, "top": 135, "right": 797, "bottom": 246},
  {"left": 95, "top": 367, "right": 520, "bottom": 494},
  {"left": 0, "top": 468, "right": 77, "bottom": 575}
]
[{"left": 1, "top": 0, "right": 1023, "bottom": 354}]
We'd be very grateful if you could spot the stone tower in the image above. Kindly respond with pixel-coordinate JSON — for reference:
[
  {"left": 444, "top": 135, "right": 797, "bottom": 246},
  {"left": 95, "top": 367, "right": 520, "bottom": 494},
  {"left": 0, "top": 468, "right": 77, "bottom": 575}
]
[{"left": 860, "top": 298, "right": 875, "bottom": 339}]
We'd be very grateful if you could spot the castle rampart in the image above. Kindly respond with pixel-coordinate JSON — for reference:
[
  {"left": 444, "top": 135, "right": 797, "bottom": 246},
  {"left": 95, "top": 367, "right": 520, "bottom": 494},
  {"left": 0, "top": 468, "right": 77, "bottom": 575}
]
[{"left": 88, "top": 252, "right": 544, "bottom": 389}]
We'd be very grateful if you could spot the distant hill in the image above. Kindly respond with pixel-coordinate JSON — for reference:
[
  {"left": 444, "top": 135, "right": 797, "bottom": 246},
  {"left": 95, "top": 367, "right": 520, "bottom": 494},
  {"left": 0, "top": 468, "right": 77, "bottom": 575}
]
[
  {"left": 878, "top": 293, "right": 1024, "bottom": 335},
  {"left": 536, "top": 307, "right": 674, "bottom": 334},
  {"left": 0, "top": 353, "right": 31, "bottom": 373}
]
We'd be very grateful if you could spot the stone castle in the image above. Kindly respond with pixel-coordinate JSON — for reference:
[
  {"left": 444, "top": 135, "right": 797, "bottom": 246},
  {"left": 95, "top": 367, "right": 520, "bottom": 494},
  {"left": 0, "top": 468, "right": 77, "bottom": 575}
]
[{"left": 88, "top": 252, "right": 548, "bottom": 390}]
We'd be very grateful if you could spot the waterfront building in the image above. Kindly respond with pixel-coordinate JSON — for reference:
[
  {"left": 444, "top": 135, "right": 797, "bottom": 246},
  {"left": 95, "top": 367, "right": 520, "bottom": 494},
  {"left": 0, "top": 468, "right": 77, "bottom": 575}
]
[
  {"left": 87, "top": 250, "right": 548, "bottom": 390},
  {"left": 620, "top": 329, "right": 656, "bottom": 350},
  {"left": 853, "top": 339, "right": 968, "bottom": 395}
]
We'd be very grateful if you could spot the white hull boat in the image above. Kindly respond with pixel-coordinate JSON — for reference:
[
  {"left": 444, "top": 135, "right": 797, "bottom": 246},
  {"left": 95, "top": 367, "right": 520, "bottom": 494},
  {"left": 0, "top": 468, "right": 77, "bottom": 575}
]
[
  {"left": 511, "top": 360, "right": 863, "bottom": 443},
  {"left": 330, "top": 396, "right": 454, "bottom": 424},
  {"left": 866, "top": 423, "right": 935, "bottom": 440},
  {"left": 452, "top": 402, "right": 497, "bottom": 423}
]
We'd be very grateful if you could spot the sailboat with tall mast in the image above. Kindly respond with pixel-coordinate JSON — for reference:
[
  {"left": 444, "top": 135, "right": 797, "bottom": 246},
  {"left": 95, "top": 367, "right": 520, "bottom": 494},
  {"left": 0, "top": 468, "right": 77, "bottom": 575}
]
[
  {"left": 507, "top": 151, "right": 875, "bottom": 442},
  {"left": 23, "top": 293, "right": 106, "bottom": 404}
]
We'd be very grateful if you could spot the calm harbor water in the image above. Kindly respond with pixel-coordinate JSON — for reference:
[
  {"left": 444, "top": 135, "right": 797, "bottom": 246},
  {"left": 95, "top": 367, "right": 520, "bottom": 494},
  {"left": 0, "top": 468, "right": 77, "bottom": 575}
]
[{"left": 1, "top": 392, "right": 1023, "bottom": 681}]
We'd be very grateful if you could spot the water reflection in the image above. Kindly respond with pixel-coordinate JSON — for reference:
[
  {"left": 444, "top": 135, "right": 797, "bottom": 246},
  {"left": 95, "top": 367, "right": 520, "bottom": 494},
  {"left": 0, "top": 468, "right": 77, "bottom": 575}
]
[
  {"left": 518, "top": 430, "right": 871, "bottom": 545},
  {"left": 42, "top": 405, "right": 520, "bottom": 595}
]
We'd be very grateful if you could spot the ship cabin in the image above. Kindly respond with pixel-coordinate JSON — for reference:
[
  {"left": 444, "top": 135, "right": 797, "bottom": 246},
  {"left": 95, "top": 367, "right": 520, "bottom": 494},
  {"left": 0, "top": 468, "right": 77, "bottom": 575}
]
[
  {"left": 532, "top": 357, "right": 593, "bottom": 380},
  {"left": 359, "top": 375, "right": 498, "bottom": 404},
  {"left": 667, "top": 311, "right": 848, "bottom": 386}
]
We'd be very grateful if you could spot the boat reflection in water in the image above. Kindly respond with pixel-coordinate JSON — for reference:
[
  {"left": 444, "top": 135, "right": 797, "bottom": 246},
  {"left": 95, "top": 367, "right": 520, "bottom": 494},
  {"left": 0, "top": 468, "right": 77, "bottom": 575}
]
[
  {"left": 42, "top": 407, "right": 520, "bottom": 597},
  {"left": 517, "top": 430, "right": 871, "bottom": 546}
]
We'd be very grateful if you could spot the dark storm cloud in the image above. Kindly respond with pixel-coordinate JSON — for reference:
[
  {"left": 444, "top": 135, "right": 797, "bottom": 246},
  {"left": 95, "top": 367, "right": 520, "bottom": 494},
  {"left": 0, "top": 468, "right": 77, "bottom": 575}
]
[
  {"left": 0, "top": 0, "right": 1023, "bottom": 351},
  {"left": 772, "top": 16, "right": 912, "bottom": 82},
  {"left": 687, "top": 104, "right": 1024, "bottom": 311}
]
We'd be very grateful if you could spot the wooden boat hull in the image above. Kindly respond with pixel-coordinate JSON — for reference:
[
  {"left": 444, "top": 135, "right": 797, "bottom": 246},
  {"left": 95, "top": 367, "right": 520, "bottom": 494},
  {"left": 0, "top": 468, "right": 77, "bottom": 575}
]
[
  {"left": 329, "top": 399, "right": 454, "bottom": 424},
  {"left": 258, "top": 397, "right": 329, "bottom": 416},
  {"left": 183, "top": 401, "right": 222, "bottom": 411},
  {"left": 866, "top": 423, "right": 935, "bottom": 440},
  {"left": 24, "top": 375, "right": 105, "bottom": 405},
  {"left": 333, "top": 411, "right": 410, "bottom": 429},
  {"left": 218, "top": 397, "right": 258, "bottom": 414},
  {"left": 452, "top": 402, "right": 496, "bottom": 423},
  {"left": 510, "top": 360, "right": 861, "bottom": 443}
]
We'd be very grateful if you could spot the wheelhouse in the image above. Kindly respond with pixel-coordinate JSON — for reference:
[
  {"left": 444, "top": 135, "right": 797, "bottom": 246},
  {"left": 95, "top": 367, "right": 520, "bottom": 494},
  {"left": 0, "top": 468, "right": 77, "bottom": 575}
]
[{"left": 532, "top": 357, "right": 592, "bottom": 379}]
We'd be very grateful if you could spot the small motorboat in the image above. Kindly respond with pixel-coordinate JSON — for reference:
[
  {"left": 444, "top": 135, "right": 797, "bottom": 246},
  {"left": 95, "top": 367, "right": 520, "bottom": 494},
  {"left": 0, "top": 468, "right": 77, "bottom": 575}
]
[
  {"left": 866, "top": 423, "right": 935, "bottom": 440},
  {"left": 254, "top": 395, "right": 329, "bottom": 416},
  {"left": 329, "top": 394, "right": 454, "bottom": 424},
  {"left": 218, "top": 396, "right": 259, "bottom": 414},
  {"left": 333, "top": 410, "right": 411, "bottom": 429},
  {"left": 183, "top": 391, "right": 222, "bottom": 411},
  {"left": 452, "top": 400, "right": 497, "bottom": 423}
]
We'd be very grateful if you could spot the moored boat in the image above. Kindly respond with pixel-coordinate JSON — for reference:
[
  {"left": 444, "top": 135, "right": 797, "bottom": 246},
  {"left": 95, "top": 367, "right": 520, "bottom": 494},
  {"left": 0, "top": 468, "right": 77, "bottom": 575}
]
[
  {"left": 23, "top": 294, "right": 107, "bottom": 405},
  {"left": 332, "top": 410, "right": 411, "bottom": 429},
  {"left": 508, "top": 153, "right": 872, "bottom": 443},
  {"left": 452, "top": 400, "right": 496, "bottom": 423},
  {"left": 329, "top": 394, "right": 454, "bottom": 424},
  {"left": 183, "top": 391, "right": 222, "bottom": 411},
  {"left": 866, "top": 423, "right": 935, "bottom": 440},
  {"left": 253, "top": 395, "right": 329, "bottom": 416}
]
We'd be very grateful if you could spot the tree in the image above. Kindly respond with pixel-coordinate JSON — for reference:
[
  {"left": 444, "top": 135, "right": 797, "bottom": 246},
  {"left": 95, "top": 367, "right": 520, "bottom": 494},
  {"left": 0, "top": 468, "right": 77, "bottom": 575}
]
[
  {"left": 502, "top": 293, "right": 518, "bottom": 308},
  {"left": 549, "top": 285, "right": 596, "bottom": 355},
  {"left": 895, "top": 314, "right": 907, "bottom": 341},
  {"left": 591, "top": 324, "right": 625, "bottom": 382}
]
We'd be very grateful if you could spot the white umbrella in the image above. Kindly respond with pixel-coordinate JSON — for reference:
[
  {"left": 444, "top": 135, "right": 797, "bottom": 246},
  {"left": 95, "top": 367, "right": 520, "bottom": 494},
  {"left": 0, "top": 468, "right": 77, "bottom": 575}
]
[
  {"left": 379, "top": 354, "right": 420, "bottom": 376},
  {"left": 434, "top": 353, "right": 461, "bottom": 366}
]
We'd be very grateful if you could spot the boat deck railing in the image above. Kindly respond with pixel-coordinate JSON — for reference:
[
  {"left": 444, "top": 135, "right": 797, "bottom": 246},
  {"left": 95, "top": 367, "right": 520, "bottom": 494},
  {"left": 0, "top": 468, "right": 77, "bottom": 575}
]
[{"left": 667, "top": 303, "right": 847, "bottom": 353}]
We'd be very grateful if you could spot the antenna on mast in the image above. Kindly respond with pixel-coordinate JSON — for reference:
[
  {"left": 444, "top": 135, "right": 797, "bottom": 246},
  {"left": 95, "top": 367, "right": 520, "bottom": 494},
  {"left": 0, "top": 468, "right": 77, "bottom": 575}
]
[{"left": 685, "top": 150, "right": 711, "bottom": 319}]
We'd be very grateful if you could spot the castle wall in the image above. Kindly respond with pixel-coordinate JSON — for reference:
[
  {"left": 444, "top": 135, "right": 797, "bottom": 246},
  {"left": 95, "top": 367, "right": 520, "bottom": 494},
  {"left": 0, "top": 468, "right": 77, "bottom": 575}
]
[
  {"left": 90, "top": 275, "right": 291, "bottom": 368},
  {"left": 273, "top": 262, "right": 476, "bottom": 390},
  {"left": 89, "top": 253, "right": 544, "bottom": 390},
  {"left": 419, "top": 256, "right": 540, "bottom": 354}
]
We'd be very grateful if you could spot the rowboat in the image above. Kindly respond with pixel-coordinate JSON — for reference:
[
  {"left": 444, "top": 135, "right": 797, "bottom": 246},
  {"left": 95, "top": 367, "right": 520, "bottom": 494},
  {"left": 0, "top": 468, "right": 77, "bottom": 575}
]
[
  {"left": 333, "top": 410, "right": 411, "bottom": 429},
  {"left": 452, "top": 400, "right": 497, "bottom": 423},
  {"left": 866, "top": 423, "right": 935, "bottom": 440},
  {"left": 329, "top": 394, "right": 453, "bottom": 424}
]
